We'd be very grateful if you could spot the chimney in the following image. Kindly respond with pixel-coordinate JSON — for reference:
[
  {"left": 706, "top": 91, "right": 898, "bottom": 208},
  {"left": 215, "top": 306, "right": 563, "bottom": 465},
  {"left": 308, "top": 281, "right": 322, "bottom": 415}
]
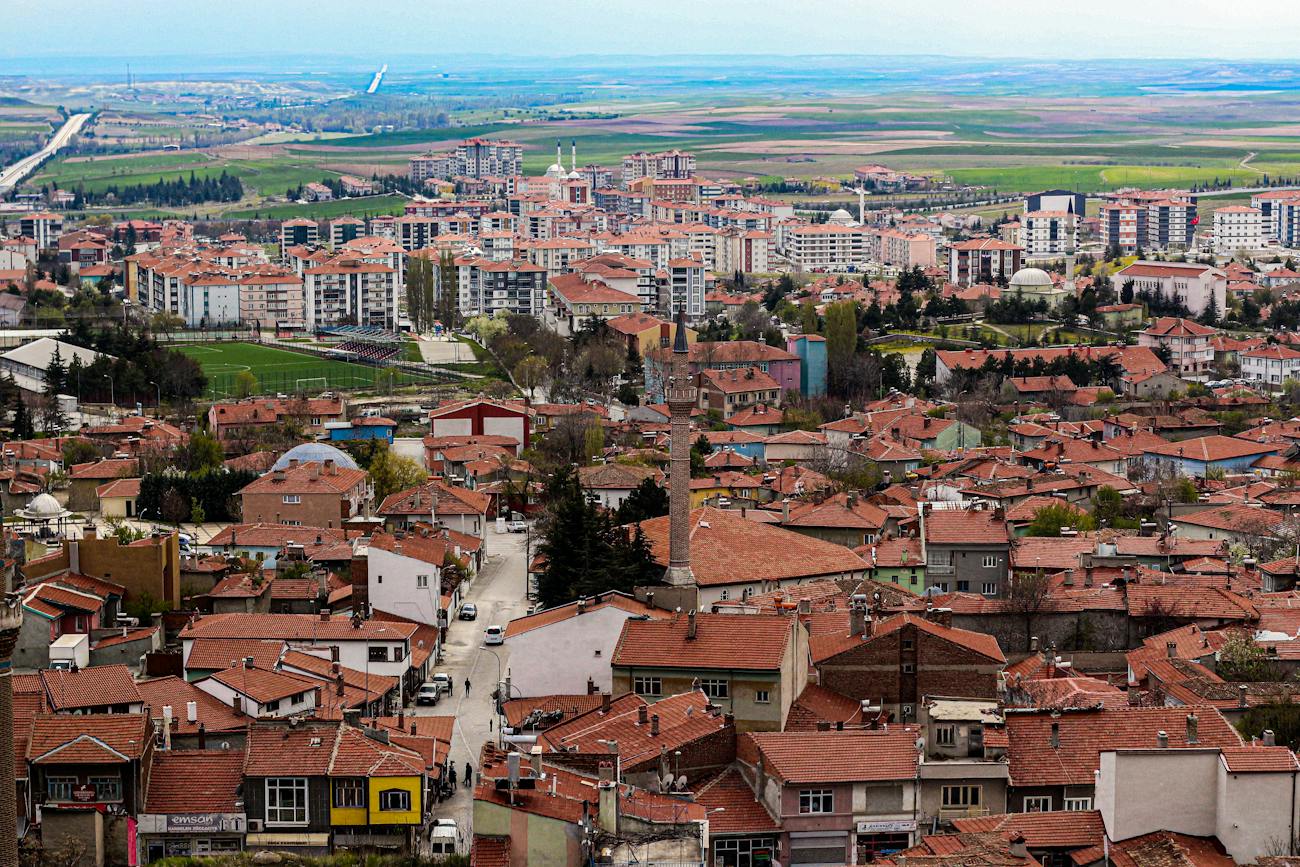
[
  {"left": 637, "top": 705, "right": 648, "bottom": 726},
  {"left": 601, "top": 692, "right": 611, "bottom": 714},
  {"left": 343, "top": 708, "right": 362, "bottom": 728},
  {"left": 686, "top": 609, "right": 697, "bottom": 640},
  {"left": 817, "top": 721, "right": 831, "bottom": 731},
  {"left": 336, "top": 673, "right": 345, "bottom": 697},
  {"left": 849, "top": 605, "right": 869, "bottom": 637},
  {"left": 598, "top": 775, "right": 619, "bottom": 833},
  {"left": 321, "top": 609, "right": 331, "bottom": 622},
  {"left": 1239, "top": 684, "right": 1249, "bottom": 708},
  {"left": 1186, "top": 713, "right": 1198, "bottom": 744},
  {"left": 1063, "top": 568, "right": 1075, "bottom": 587},
  {"left": 1009, "top": 834, "right": 1028, "bottom": 860},
  {"left": 1050, "top": 721, "right": 1060, "bottom": 749},
  {"left": 587, "top": 677, "right": 597, "bottom": 695},
  {"left": 650, "top": 714, "right": 660, "bottom": 737},
  {"left": 1157, "top": 730, "right": 1169, "bottom": 749},
  {"left": 1264, "top": 729, "right": 1277, "bottom": 747},
  {"left": 309, "top": 463, "right": 320, "bottom": 480},
  {"left": 162, "top": 706, "right": 173, "bottom": 751},
  {"left": 782, "top": 498, "right": 790, "bottom": 522},
  {"left": 531, "top": 745, "right": 544, "bottom": 777},
  {"left": 197, "top": 722, "right": 206, "bottom": 750},
  {"left": 186, "top": 701, "right": 198, "bottom": 723},
  {"left": 1166, "top": 641, "right": 1177, "bottom": 658}
]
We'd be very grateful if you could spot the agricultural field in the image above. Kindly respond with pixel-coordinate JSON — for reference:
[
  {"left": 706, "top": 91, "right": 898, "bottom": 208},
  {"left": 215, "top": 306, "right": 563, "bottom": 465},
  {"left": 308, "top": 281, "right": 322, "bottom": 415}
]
[
  {"left": 175, "top": 341, "right": 440, "bottom": 398},
  {"left": 224, "top": 194, "right": 406, "bottom": 221}
]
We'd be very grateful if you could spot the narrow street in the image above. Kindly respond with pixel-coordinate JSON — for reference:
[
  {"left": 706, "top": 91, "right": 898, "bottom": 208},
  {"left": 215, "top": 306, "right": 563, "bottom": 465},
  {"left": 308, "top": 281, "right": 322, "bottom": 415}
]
[{"left": 415, "top": 526, "right": 532, "bottom": 844}]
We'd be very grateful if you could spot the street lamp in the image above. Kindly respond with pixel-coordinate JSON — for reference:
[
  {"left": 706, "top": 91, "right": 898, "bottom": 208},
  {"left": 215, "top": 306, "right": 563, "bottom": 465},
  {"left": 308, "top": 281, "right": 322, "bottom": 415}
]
[
  {"left": 148, "top": 381, "right": 160, "bottom": 417},
  {"left": 103, "top": 374, "right": 114, "bottom": 418}
]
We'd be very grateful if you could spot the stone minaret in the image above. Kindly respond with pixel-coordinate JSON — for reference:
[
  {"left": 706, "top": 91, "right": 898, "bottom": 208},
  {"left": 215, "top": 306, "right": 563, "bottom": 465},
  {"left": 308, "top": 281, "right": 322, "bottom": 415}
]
[
  {"left": 664, "top": 307, "right": 696, "bottom": 588},
  {"left": 0, "top": 592, "right": 21, "bottom": 865}
]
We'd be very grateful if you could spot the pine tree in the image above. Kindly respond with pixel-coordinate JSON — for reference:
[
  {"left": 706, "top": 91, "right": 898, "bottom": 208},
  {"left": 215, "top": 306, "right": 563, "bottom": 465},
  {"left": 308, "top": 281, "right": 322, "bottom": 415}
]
[{"left": 10, "top": 392, "right": 33, "bottom": 440}]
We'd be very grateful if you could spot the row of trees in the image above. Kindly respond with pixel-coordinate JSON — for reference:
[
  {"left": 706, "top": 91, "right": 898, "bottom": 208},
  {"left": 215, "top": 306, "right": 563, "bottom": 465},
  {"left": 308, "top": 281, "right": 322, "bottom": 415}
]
[{"left": 71, "top": 171, "right": 243, "bottom": 208}]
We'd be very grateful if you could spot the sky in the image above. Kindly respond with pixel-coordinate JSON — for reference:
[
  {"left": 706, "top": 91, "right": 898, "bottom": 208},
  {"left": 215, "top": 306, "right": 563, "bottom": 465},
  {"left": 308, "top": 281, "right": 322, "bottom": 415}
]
[{"left": 5, "top": 0, "right": 1300, "bottom": 63}]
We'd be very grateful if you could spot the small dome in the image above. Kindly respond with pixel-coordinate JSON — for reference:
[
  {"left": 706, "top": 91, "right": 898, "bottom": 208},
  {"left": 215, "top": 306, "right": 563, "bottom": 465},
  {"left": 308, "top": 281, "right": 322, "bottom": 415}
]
[
  {"left": 271, "top": 443, "right": 359, "bottom": 472},
  {"left": 828, "top": 208, "right": 854, "bottom": 224},
  {"left": 1010, "top": 267, "right": 1053, "bottom": 288},
  {"left": 20, "top": 493, "right": 67, "bottom": 520},
  {"left": 545, "top": 162, "right": 567, "bottom": 179}
]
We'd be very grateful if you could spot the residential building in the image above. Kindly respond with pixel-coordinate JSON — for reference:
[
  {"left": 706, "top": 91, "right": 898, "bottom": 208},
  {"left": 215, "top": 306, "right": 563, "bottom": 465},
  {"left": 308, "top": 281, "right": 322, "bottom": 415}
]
[
  {"left": 1212, "top": 205, "right": 1263, "bottom": 254},
  {"left": 813, "top": 610, "right": 1006, "bottom": 722},
  {"left": 408, "top": 152, "right": 452, "bottom": 184},
  {"left": 376, "top": 479, "right": 491, "bottom": 539},
  {"left": 1139, "top": 434, "right": 1279, "bottom": 478},
  {"left": 698, "top": 367, "right": 784, "bottom": 419},
  {"left": 644, "top": 340, "right": 801, "bottom": 403},
  {"left": 1137, "top": 317, "right": 1216, "bottom": 381},
  {"left": 661, "top": 256, "right": 707, "bottom": 318},
  {"left": 1240, "top": 343, "right": 1300, "bottom": 390},
  {"left": 1021, "top": 211, "right": 1079, "bottom": 257},
  {"left": 737, "top": 727, "right": 922, "bottom": 861},
  {"left": 622, "top": 150, "right": 696, "bottom": 186},
  {"left": 921, "top": 505, "right": 1011, "bottom": 596},
  {"left": 505, "top": 591, "right": 670, "bottom": 696},
  {"left": 1025, "top": 189, "right": 1086, "bottom": 216},
  {"left": 237, "top": 460, "right": 373, "bottom": 530},
  {"left": 208, "top": 399, "right": 346, "bottom": 447},
  {"left": 302, "top": 257, "right": 398, "bottom": 330},
  {"left": 548, "top": 273, "right": 640, "bottom": 332},
  {"left": 782, "top": 224, "right": 870, "bottom": 271},
  {"left": 279, "top": 218, "right": 319, "bottom": 258},
  {"left": 611, "top": 610, "right": 808, "bottom": 732},
  {"left": 948, "top": 238, "right": 1023, "bottom": 286},
  {"left": 137, "top": 749, "right": 248, "bottom": 861},
  {"left": 786, "top": 334, "right": 827, "bottom": 398},
  {"left": 366, "top": 530, "right": 445, "bottom": 630},
  {"left": 19, "top": 212, "right": 63, "bottom": 250},
  {"left": 454, "top": 138, "right": 523, "bottom": 178}
]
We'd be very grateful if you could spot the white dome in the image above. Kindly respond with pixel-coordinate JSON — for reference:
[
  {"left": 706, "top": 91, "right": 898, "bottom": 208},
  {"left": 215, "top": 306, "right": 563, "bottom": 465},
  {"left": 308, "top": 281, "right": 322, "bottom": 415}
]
[
  {"left": 20, "top": 493, "right": 67, "bottom": 520},
  {"left": 545, "top": 162, "right": 566, "bottom": 179},
  {"left": 1010, "top": 267, "right": 1054, "bottom": 288},
  {"left": 828, "top": 208, "right": 854, "bottom": 224},
  {"left": 271, "top": 443, "right": 359, "bottom": 472}
]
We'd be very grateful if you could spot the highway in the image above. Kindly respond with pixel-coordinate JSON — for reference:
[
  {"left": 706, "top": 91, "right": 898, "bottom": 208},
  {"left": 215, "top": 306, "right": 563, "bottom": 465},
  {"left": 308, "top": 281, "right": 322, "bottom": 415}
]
[
  {"left": 0, "top": 112, "right": 91, "bottom": 196},
  {"left": 366, "top": 64, "right": 388, "bottom": 94}
]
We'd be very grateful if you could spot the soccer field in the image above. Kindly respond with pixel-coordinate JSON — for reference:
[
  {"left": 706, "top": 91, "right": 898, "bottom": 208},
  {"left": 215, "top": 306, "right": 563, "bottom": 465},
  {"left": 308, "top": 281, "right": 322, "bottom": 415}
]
[{"left": 176, "top": 341, "right": 435, "bottom": 398}]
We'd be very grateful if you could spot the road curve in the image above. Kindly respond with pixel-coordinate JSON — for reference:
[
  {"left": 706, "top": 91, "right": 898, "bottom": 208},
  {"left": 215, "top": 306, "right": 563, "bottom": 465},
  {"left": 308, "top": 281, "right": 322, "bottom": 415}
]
[{"left": 0, "top": 112, "right": 92, "bottom": 195}]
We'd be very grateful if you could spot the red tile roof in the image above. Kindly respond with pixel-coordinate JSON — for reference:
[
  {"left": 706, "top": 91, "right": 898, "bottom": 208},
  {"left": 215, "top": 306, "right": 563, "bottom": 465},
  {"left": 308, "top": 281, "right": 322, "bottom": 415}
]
[
  {"left": 613, "top": 612, "right": 794, "bottom": 672},
  {"left": 28, "top": 713, "right": 151, "bottom": 764},
  {"left": 924, "top": 507, "right": 1010, "bottom": 546},
  {"left": 41, "top": 665, "right": 141, "bottom": 711},
  {"left": 952, "top": 810, "right": 1104, "bottom": 849},
  {"left": 542, "top": 690, "right": 729, "bottom": 767},
  {"left": 146, "top": 749, "right": 246, "bottom": 813},
  {"left": 1005, "top": 707, "right": 1242, "bottom": 787},
  {"left": 694, "top": 768, "right": 777, "bottom": 834},
  {"left": 745, "top": 727, "right": 921, "bottom": 783},
  {"left": 135, "top": 675, "right": 247, "bottom": 735},
  {"left": 1141, "top": 435, "right": 1278, "bottom": 463},
  {"left": 505, "top": 590, "right": 668, "bottom": 638},
  {"left": 180, "top": 612, "right": 419, "bottom": 643}
]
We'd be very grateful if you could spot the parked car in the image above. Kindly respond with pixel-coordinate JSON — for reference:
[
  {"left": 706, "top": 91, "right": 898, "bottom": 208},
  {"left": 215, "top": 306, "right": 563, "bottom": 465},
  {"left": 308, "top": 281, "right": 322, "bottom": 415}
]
[
  {"left": 484, "top": 625, "right": 505, "bottom": 646},
  {"left": 459, "top": 602, "right": 478, "bottom": 621},
  {"left": 507, "top": 520, "right": 527, "bottom": 533},
  {"left": 416, "top": 684, "right": 441, "bottom": 706},
  {"left": 429, "top": 672, "right": 453, "bottom": 696}
]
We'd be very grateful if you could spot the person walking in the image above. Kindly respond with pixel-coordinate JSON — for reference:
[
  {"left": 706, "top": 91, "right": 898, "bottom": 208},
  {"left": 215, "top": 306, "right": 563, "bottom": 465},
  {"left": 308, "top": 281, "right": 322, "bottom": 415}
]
[
  {"left": 464, "top": 762, "right": 473, "bottom": 789},
  {"left": 448, "top": 765, "right": 457, "bottom": 788},
  {"left": 464, "top": 677, "right": 471, "bottom": 696}
]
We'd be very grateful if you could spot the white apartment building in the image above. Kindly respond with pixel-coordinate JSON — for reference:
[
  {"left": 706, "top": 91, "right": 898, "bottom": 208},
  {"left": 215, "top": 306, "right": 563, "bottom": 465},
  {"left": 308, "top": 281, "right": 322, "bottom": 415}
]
[
  {"left": 715, "top": 229, "right": 771, "bottom": 275},
  {"left": 1250, "top": 189, "right": 1300, "bottom": 243},
  {"left": 408, "top": 152, "right": 452, "bottom": 184},
  {"left": 19, "top": 213, "right": 63, "bottom": 251},
  {"left": 1240, "top": 343, "right": 1300, "bottom": 390},
  {"left": 366, "top": 532, "right": 444, "bottom": 630},
  {"left": 660, "top": 257, "right": 707, "bottom": 318},
  {"left": 1021, "top": 210, "right": 1079, "bottom": 257},
  {"left": 1211, "top": 206, "right": 1263, "bottom": 254},
  {"left": 453, "top": 257, "right": 547, "bottom": 317},
  {"left": 1114, "top": 261, "right": 1226, "bottom": 319},
  {"left": 621, "top": 150, "right": 696, "bottom": 186},
  {"left": 452, "top": 138, "right": 523, "bottom": 178},
  {"left": 781, "top": 223, "right": 870, "bottom": 271},
  {"left": 302, "top": 258, "right": 398, "bottom": 330}
]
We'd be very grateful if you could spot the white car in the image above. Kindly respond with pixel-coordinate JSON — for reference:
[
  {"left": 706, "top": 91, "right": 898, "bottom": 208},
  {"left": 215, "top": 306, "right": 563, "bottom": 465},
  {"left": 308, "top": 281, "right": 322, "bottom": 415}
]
[
  {"left": 507, "top": 520, "right": 527, "bottom": 533},
  {"left": 429, "top": 672, "right": 453, "bottom": 695},
  {"left": 484, "top": 625, "right": 505, "bottom": 646}
]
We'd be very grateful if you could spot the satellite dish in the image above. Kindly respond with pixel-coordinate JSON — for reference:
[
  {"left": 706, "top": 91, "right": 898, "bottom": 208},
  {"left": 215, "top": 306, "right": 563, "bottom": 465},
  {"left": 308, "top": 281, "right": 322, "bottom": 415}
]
[
  {"left": 661, "top": 774, "right": 674, "bottom": 791},
  {"left": 675, "top": 774, "right": 688, "bottom": 791}
]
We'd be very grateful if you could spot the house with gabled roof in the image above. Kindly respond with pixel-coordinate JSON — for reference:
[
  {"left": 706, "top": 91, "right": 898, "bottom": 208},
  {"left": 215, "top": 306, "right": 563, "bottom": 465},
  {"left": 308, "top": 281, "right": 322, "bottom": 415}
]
[{"left": 138, "top": 748, "right": 248, "bottom": 861}]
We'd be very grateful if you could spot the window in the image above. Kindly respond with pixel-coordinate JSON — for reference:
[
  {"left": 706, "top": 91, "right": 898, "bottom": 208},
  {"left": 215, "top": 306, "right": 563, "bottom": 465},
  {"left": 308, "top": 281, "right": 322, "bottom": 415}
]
[
  {"left": 982, "top": 555, "right": 999, "bottom": 568},
  {"left": 755, "top": 690, "right": 770, "bottom": 704},
  {"left": 719, "top": 589, "right": 729, "bottom": 601},
  {"left": 282, "top": 495, "right": 301, "bottom": 505},
  {"left": 46, "top": 776, "right": 76, "bottom": 802},
  {"left": 265, "top": 778, "right": 309, "bottom": 826},
  {"left": 265, "top": 699, "right": 281, "bottom": 712},
  {"left": 416, "top": 574, "right": 429, "bottom": 589},
  {"left": 982, "top": 582, "right": 998, "bottom": 596},
  {"left": 901, "top": 662, "right": 916, "bottom": 674},
  {"left": 1023, "top": 796, "right": 1052, "bottom": 812},
  {"left": 334, "top": 779, "right": 366, "bottom": 809},
  {"left": 935, "top": 725, "right": 956, "bottom": 747},
  {"left": 633, "top": 676, "right": 662, "bottom": 697},
  {"left": 700, "top": 679, "right": 729, "bottom": 699},
  {"left": 1064, "top": 797, "right": 1093, "bottom": 811},
  {"left": 379, "top": 788, "right": 411, "bottom": 812},
  {"left": 956, "top": 580, "right": 969, "bottom": 593},
  {"left": 798, "top": 789, "right": 833, "bottom": 814},
  {"left": 902, "top": 638, "right": 914, "bottom": 651},
  {"left": 942, "top": 785, "right": 981, "bottom": 808},
  {"left": 369, "top": 646, "right": 389, "bottom": 662},
  {"left": 932, "top": 582, "right": 949, "bottom": 593}
]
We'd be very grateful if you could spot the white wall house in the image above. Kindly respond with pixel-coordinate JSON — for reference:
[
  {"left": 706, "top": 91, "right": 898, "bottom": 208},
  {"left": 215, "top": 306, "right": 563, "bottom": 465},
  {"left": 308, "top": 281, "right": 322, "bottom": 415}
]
[
  {"left": 1240, "top": 344, "right": 1300, "bottom": 390},
  {"left": 195, "top": 665, "right": 319, "bottom": 719},
  {"left": 366, "top": 533, "right": 445, "bottom": 631},
  {"left": 503, "top": 593, "right": 665, "bottom": 696}
]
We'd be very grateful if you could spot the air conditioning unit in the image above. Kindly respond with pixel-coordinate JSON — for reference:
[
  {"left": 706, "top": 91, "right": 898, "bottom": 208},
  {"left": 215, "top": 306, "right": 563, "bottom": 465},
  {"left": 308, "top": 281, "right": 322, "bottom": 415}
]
[
  {"left": 247, "top": 819, "right": 263, "bottom": 832},
  {"left": 902, "top": 705, "right": 913, "bottom": 717}
]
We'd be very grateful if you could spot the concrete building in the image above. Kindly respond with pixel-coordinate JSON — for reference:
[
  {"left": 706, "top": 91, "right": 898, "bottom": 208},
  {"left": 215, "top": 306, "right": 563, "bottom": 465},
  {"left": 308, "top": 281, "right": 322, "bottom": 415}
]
[
  {"left": 1137, "top": 317, "right": 1217, "bottom": 382},
  {"left": 1114, "top": 261, "right": 1226, "bottom": 319},
  {"left": 786, "top": 334, "right": 827, "bottom": 398},
  {"left": 948, "top": 238, "right": 1023, "bottom": 286},
  {"left": 781, "top": 224, "right": 870, "bottom": 271},
  {"left": 622, "top": 150, "right": 696, "bottom": 186},
  {"left": 1212, "top": 205, "right": 1264, "bottom": 255},
  {"left": 237, "top": 460, "right": 373, "bottom": 530},
  {"left": 279, "top": 218, "right": 319, "bottom": 258},
  {"left": 1025, "top": 189, "right": 1086, "bottom": 216},
  {"left": 453, "top": 138, "right": 523, "bottom": 179},
  {"left": 365, "top": 531, "right": 444, "bottom": 631},
  {"left": 504, "top": 592, "right": 668, "bottom": 696},
  {"left": 19, "top": 212, "right": 63, "bottom": 251},
  {"left": 1241, "top": 343, "right": 1300, "bottom": 390},
  {"left": 302, "top": 257, "right": 398, "bottom": 330},
  {"left": 1021, "top": 211, "right": 1079, "bottom": 257},
  {"left": 920, "top": 506, "right": 1011, "bottom": 597}
]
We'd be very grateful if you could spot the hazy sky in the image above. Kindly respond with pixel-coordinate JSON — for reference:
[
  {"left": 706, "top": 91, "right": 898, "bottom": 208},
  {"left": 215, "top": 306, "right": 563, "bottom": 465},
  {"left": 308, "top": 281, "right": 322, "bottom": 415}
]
[{"left": 5, "top": 0, "right": 1300, "bottom": 62}]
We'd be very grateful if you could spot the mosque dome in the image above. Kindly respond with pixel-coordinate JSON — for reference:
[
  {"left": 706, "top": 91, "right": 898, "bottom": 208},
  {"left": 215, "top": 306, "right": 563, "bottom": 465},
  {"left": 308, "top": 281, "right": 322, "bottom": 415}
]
[
  {"left": 271, "top": 443, "right": 359, "bottom": 472},
  {"left": 1009, "top": 267, "right": 1054, "bottom": 288},
  {"left": 23, "top": 493, "right": 65, "bottom": 519},
  {"left": 828, "top": 208, "right": 855, "bottom": 225}
]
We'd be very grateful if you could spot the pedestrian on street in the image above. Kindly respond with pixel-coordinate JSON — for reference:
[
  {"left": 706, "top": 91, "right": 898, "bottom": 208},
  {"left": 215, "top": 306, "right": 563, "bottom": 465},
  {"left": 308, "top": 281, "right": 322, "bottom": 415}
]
[
  {"left": 464, "top": 762, "right": 473, "bottom": 788},
  {"left": 464, "top": 677, "right": 471, "bottom": 696},
  {"left": 448, "top": 766, "right": 457, "bottom": 788}
]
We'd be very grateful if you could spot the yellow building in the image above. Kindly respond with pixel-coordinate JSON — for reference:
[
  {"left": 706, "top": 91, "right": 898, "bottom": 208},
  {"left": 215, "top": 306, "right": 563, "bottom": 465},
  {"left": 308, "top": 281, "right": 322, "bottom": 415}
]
[{"left": 606, "top": 311, "right": 697, "bottom": 358}]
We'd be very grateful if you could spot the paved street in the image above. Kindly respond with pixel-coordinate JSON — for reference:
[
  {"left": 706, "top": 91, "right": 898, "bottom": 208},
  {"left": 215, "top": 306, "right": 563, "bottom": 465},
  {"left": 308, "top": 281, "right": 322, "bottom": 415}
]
[{"left": 416, "top": 526, "right": 532, "bottom": 841}]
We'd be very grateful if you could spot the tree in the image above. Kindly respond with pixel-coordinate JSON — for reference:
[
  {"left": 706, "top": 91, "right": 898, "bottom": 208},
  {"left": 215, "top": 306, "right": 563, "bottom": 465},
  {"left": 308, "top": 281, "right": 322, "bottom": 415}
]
[
  {"left": 176, "top": 431, "right": 224, "bottom": 473},
  {"left": 824, "top": 300, "right": 858, "bottom": 398},
  {"left": 1006, "top": 570, "right": 1053, "bottom": 652},
  {"left": 1217, "top": 631, "right": 1284, "bottom": 682},
  {"left": 514, "top": 355, "right": 549, "bottom": 400},
  {"left": 1092, "top": 485, "right": 1126, "bottom": 527},
  {"left": 366, "top": 443, "right": 428, "bottom": 502},
  {"left": 233, "top": 370, "right": 258, "bottom": 398},
  {"left": 616, "top": 477, "right": 670, "bottom": 524},
  {"left": 1120, "top": 279, "right": 1135, "bottom": 305},
  {"left": 9, "top": 391, "right": 33, "bottom": 440},
  {"left": 160, "top": 487, "right": 190, "bottom": 525},
  {"left": 690, "top": 434, "right": 713, "bottom": 477},
  {"left": 1025, "top": 503, "right": 1095, "bottom": 536}
]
